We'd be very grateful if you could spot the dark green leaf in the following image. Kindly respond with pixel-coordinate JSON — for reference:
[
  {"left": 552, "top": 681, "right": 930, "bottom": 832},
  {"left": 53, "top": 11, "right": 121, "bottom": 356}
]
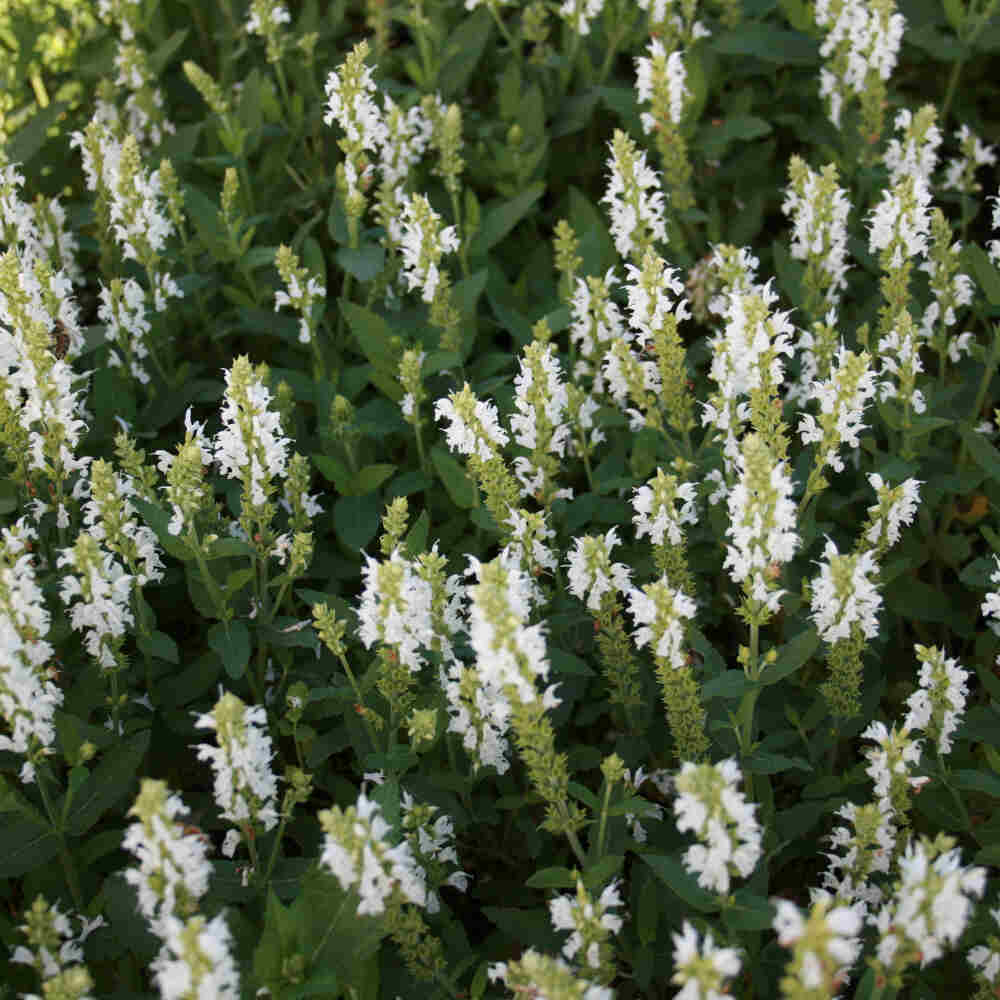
[
  {"left": 334, "top": 494, "right": 380, "bottom": 551},
  {"left": 761, "top": 628, "right": 819, "bottom": 685},
  {"left": 703, "top": 670, "right": 752, "bottom": 700},
  {"left": 470, "top": 182, "right": 546, "bottom": 257},
  {"left": 438, "top": 6, "right": 492, "bottom": 97},
  {"left": 550, "top": 648, "right": 595, "bottom": 676},
  {"left": 711, "top": 25, "right": 818, "bottom": 63},
  {"left": 208, "top": 621, "right": 252, "bottom": 679},
  {"left": 745, "top": 751, "right": 812, "bottom": 774},
  {"left": 525, "top": 866, "right": 576, "bottom": 889},
  {"left": 0, "top": 817, "right": 59, "bottom": 877},
  {"left": 65, "top": 731, "right": 151, "bottom": 836},
  {"left": 336, "top": 244, "right": 385, "bottom": 282},
  {"left": 724, "top": 891, "right": 774, "bottom": 931},
  {"left": 7, "top": 102, "right": 67, "bottom": 165},
  {"left": 430, "top": 445, "right": 477, "bottom": 509},
  {"left": 951, "top": 769, "right": 1000, "bottom": 797},
  {"left": 641, "top": 854, "right": 720, "bottom": 912},
  {"left": 962, "top": 427, "right": 1000, "bottom": 483}
]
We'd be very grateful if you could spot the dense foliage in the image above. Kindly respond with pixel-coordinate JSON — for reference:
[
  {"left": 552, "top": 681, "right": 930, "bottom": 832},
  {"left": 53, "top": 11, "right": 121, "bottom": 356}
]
[{"left": 2, "top": 0, "right": 1000, "bottom": 998}]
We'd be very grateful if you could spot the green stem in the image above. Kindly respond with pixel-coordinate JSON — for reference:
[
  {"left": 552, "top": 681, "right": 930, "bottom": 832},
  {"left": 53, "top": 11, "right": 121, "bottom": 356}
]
[
  {"left": 737, "top": 620, "right": 761, "bottom": 801},
  {"left": 261, "top": 810, "right": 291, "bottom": 887},
  {"left": 593, "top": 777, "right": 614, "bottom": 862},
  {"left": 38, "top": 768, "right": 84, "bottom": 910},
  {"left": 337, "top": 651, "right": 380, "bottom": 754}
]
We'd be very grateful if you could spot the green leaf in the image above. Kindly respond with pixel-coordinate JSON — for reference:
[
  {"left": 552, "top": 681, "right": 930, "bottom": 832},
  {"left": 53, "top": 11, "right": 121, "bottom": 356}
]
[
  {"left": 582, "top": 855, "right": 624, "bottom": 890},
  {"left": 723, "top": 890, "right": 774, "bottom": 931},
  {"left": 697, "top": 115, "right": 772, "bottom": 160},
  {"left": 131, "top": 498, "right": 196, "bottom": 562},
  {"left": 438, "top": 6, "right": 492, "bottom": 98},
  {"left": 974, "top": 843, "right": 1000, "bottom": 866},
  {"left": 334, "top": 494, "right": 380, "bottom": 551},
  {"left": 430, "top": 445, "right": 477, "bottom": 509},
  {"left": 641, "top": 854, "right": 720, "bottom": 913},
  {"left": 962, "top": 244, "right": 1000, "bottom": 305},
  {"left": 961, "top": 427, "right": 1000, "bottom": 483},
  {"left": 336, "top": 244, "right": 385, "bottom": 282},
  {"left": 7, "top": 101, "right": 67, "bottom": 165},
  {"left": 761, "top": 628, "right": 819, "bottom": 685},
  {"left": 136, "top": 629, "right": 179, "bottom": 664},
  {"left": 341, "top": 301, "right": 400, "bottom": 382},
  {"left": 525, "top": 866, "right": 577, "bottom": 889},
  {"left": 711, "top": 25, "right": 818, "bottom": 64},
  {"left": 147, "top": 28, "right": 189, "bottom": 74},
  {"left": 567, "top": 185, "right": 617, "bottom": 278},
  {"left": 65, "top": 731, "right": 151, "bottom": 836},
  {"left": 470, "top": 182, "right": 546, "bottom": 257},
  {"left": 744, "top": 751, "right": 812, "bottom": 774},
  {"left": 885, "top": 577, "right": 954, "bottom": 624},
  {"left": 550, "top": 648, "right": 595, "bottom": 676},
  {"left": 404, "top": 509, "right": 430, "bottom": 556},
  {"left": 951, "top": 769, "right": 1000, "bottom": 797},
  {"left": 208, "top": 621, "right": 252, "bottom": 679},
  {"left": 355, "top": 464, "right": 397, "bottom": 494},
  {"left": 0, "top": 817, "right": 60, "bottom": 878},
  {"left": 312, "top": 453, "right": 352, "bottom": 490},
  {"left": 703, "top": 670, "right": 752, "bottom": 700}
]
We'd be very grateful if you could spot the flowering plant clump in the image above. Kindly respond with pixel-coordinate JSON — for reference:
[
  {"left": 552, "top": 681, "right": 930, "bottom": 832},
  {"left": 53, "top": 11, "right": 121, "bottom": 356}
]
[{"left": 3, "top": 0, "right": 1000, "bottom": 997}]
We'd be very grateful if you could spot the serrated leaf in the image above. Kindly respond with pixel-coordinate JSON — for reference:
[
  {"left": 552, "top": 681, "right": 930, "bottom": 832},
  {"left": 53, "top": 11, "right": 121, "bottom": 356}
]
[
  {"left": 430, "top": 446, "right": 477, "bottom": 509},
  {"left": 641, "top": 854, "right": 720, "bottom": 912},
  {"left": 208, "top": 621, "right": 252, "bottom": 679},
  {"left": 65, "top": 731, "right": 151, "bottom": 836}
]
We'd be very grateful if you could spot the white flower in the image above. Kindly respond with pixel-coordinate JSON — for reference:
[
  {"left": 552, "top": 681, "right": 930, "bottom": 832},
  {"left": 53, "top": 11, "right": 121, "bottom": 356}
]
[
  {"left": 903, "top": 644, "right": 968, "bottom": 756},
  {"left": 323, "top": 41, "right": 387, "bottom": 152},
  {"left": 214, "top": 356, "right": 290, "bottom": 509},
  {"left": 632, "top": 468, "right": 698, "bottom": 547},
  {"left": 872, "top": 837, "right": 986, "bottom": 974},
  {"left": 674, "top": 759, "right": 762, "bottom": 894},
  {"left": 773, "top": 898, "right": 862, "bottom": 993},
  {"left": 434, "top": 384, "right": 508, "bottom": 461},
  {"left": 671, "top": 921, "right": 741, "bottom": 1000},
  {"left": 357, "top": 547, "right": 434, "bottom": 673},
  {"left": 968, "top": 906, "right": 1000, "bottom": 983},
  {"left": 566, "top": 529, "right": 632, "bottom": 613},
  {"left": 810, "top": 538, "right": 882, "bottom": 643},
  {"left": 864, "top": 474, "right": 921, "bottom": 549},
  {"left": 603, "top": 129, "right": 667, "bottom": 260},
  {"left": 0, "top": 519, "right": 61, "bottom": 783},
  {"left": 558, "top": 0, "right": 604, "bottom": 35},
  {"left": 319, "top": 791, "right": 426, "bottom": 914},
  {"left": 861, "top": 720, "right": 926, "bottom": 815},
  {"left": 548, "top": 878, "right": 624, "bottom": 969},
  {"left": 194, "top": 692, "right": 279, "bottom": 835},
  {"left": 628, "top": 577, "right": 696, "bottom": 669},
  {"left": 151, "top": 913, "right": 240, "bottom": 1000},
  {"left": 398, "top": 192, "right": 460, "bottom": 303},
  {"left": 122, "top": 780, "right": 212, "bottom": 938}
]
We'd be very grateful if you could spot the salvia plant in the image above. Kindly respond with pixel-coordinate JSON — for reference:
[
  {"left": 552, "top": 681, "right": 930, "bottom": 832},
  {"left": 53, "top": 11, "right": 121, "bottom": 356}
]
[{"left": 2, "top": 0, "right": 1000, "bottom": 998}]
